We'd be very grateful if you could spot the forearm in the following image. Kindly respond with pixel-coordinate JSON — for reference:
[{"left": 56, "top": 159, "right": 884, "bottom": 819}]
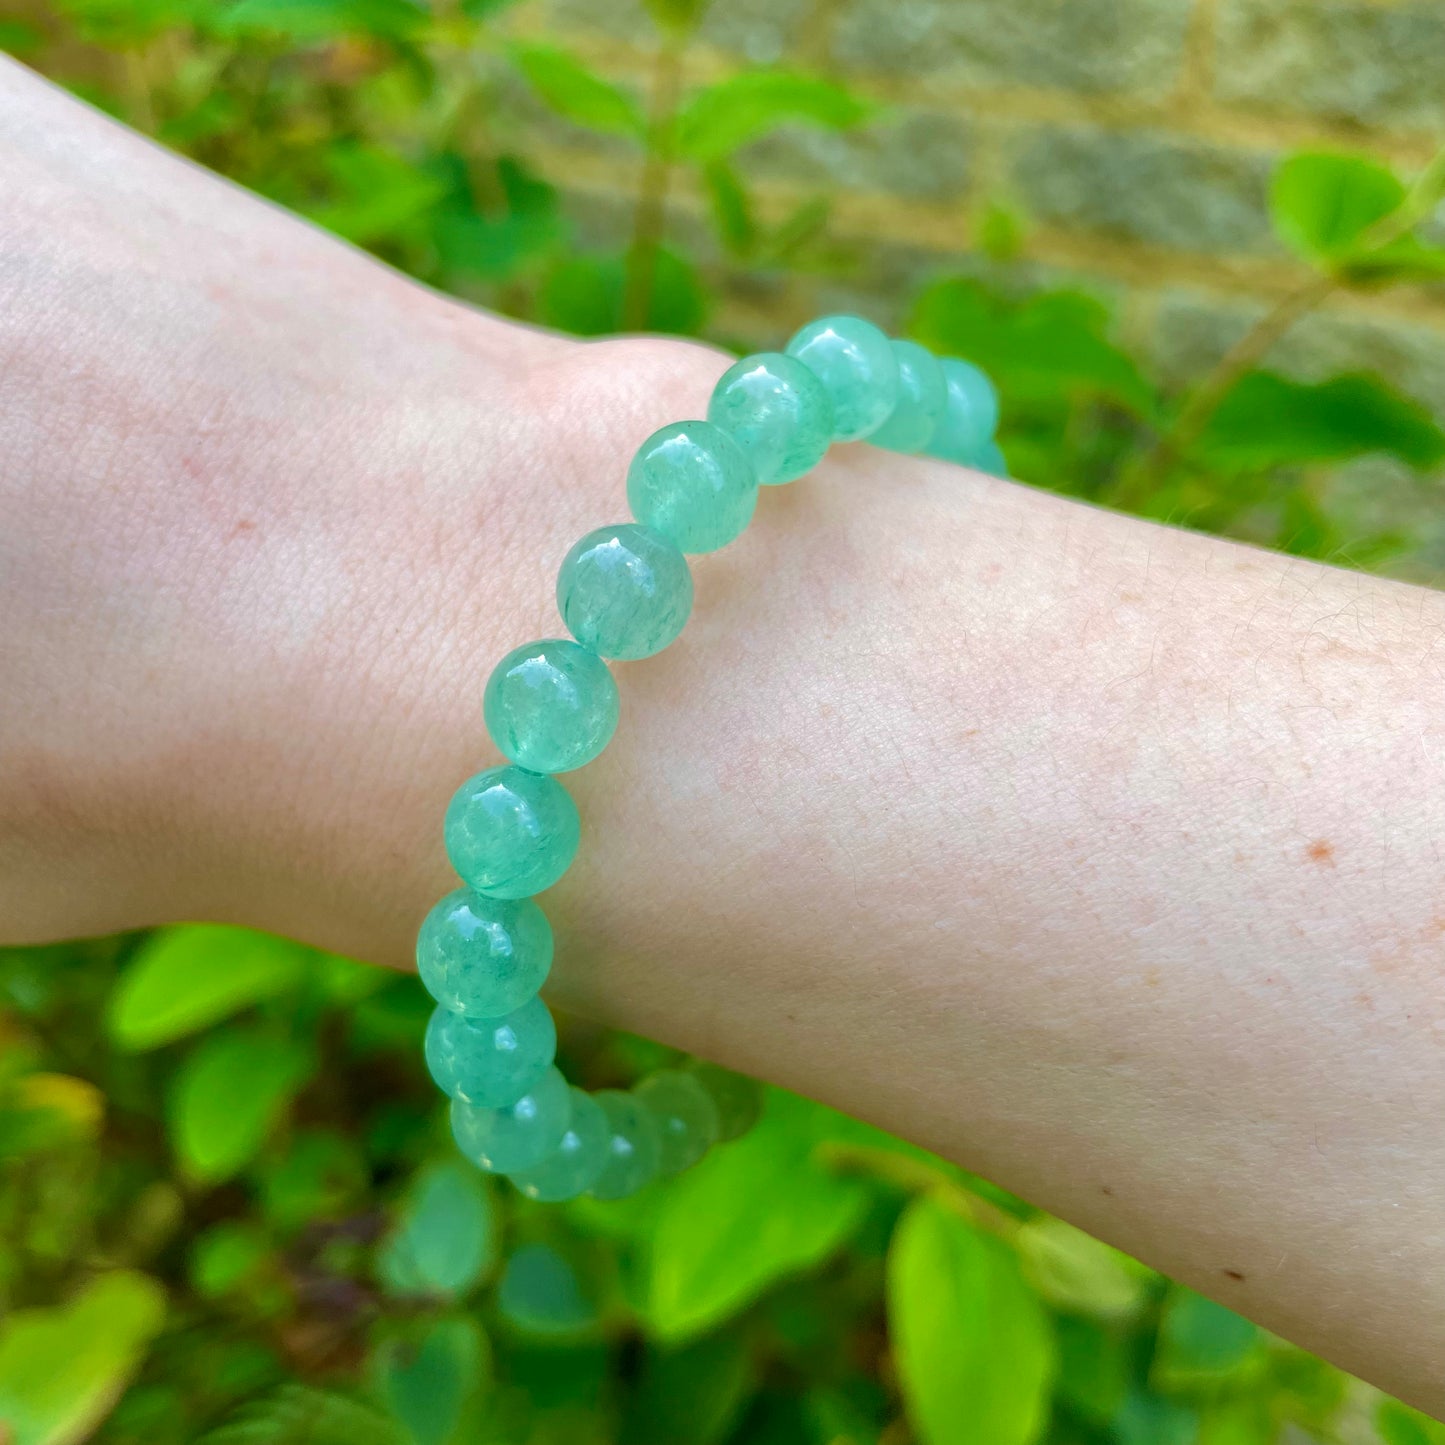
[{"left": 3, "top": 60, "right": 1444, "bottom": 1412}]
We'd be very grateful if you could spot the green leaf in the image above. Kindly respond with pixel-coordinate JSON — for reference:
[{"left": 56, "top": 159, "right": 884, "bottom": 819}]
[
  {"left": 1114, "top": 1393, "right": 1199, "bottom": 1445},
  {"left": 1151, "top": 1288, "right": 1263, "bottom": 1391},
  {"left": 1054, "top": 1316, "right": 1130, "bottom": 1426},
  {"left": 168, "top": 1028, "right": 311, "bottom": 1184},
  {"left": 642, "top": 0, "right": 710, "bottom": 34},
  {"left": 377, "top": 1160, "right": 495, "bottom": 1299},
  {"left": 374, "top": 1317, "right": 489, "bottom": 1445},
  {"left": 677, "top": 71, "right": 875, "bottom": 163},
  {"left": 1271, "top": 151, "right": 1405, "bottom": 266},
  {"left": 306, "top": 145, "right": 446, "bottom": 247},
  {"left": 910, "top": 277, "right": 1157, "bottom": 418},
  {"left": 497, "top": 1243, "right": 600, "bottom": 1338},
  {"left": 644, "top": 1093, "right": 869, "bottom": 1342},
  {"left": 108, "top": 926, "right": 309, "bottom": 1052},
  {"left": 1378, "top": 1398, "right": 1445, "bottom": 1445},
  {"left": 433, "top": 155, "right": 562, "bottom": 282},
  {"left": 1341, "top": 233, "right": 1445, "bottom": 285},
  {"left": 257, "top": 1129, "right": 368, "bottom": 1232},
  {"left": 1194, "top": 371, "right": 1445, "bottom": 472},
  {"left": 221, "top": 0, "right": 426, "bottom": 40},
  {"left": 189, "top": 1222, "right": 271, "bottom": 1300},
  {"left": 1197, "top": 1399, "right": 1275, "bottom": 1445},
  {"left": 200, "top": 1384, "right": 404, "bottom": 1445},
  {"left": 621, "top": 1332, "right": 754, "bottom": 1445},
  {"left": 887, "top": 1196, "right": 1055, "bottom": 1445},
  {"left": 764, "top": 195, "right": 832, "bottom": 264},
  {"left": 976, "top": 197, "right": 1029, "bottom": 262},
  {"left": 0, "top": 1271, "right": 166, "bottom": 1445},
  {"left": 539, "top": 246, "right": 707, "bottom": 337},
  {"left": 509, "top": 42, "right": 644, "bottom": 137},
  {"left": 0, "top": 19, "right": 43, "bottom": 51},
  {"left": 703, "top": 160, "right": 756, "bottom": 258},
  {"left": 50, "top": 0, "right": 200, "bottom": 45},
  {"left": 1015, "top": 1215, "right": 1153, "bottom": 1320}
]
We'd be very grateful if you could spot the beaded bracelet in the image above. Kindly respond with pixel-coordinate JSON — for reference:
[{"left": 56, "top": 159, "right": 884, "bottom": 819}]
[{"left": 416, "top": 315, "right": 1003, "bottom": 1203}]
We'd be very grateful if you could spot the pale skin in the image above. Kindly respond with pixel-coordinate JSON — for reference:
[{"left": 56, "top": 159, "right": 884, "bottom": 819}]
[{"left": 2, "top": 58, "right": 1443, "bottom": 1413}]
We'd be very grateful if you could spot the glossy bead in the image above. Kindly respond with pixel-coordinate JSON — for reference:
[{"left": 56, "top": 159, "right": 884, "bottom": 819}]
[
  {"left": 588, "top": 1089, "right": 662, "bottom": 1200},
  {"left": 635, "top": 1069, "right": 719, "bottom": 1175},
  {"left": 870, "top": 340, "right": 947, "bottom": 454},
  {"left": 785, "top": 314, "right": 899, "bottom": 442},
  {"left": 508, "top": 1088, "right": 611, "bottom": 1202},
  {"left": 927, "top": 357, "right": 1000, "bottom": 463},
  {"left": 687, "top": 1062, "right": 764, "bottom": 1142},
  {"left": 416, "top": 888, "right": 552, "bottom": 1018},
  {"left": 706, "top": 352, "right": 834, "bottom": 485},
  {"left": 425, "top": 997, "right": 556, "bottom": 1108},
  {"left": 627, "top": 420, "right": 758, "bottom": 554},
  {"left": 444, "top": 766, "right": 579, "bottom": 899},
  {"left": 484, "top": 638, "right": 618, "bottom": 774},
  {"left": 971, "top": 437, "right": 1009, "bottom": 478},
  {"left": 557, "top": 523, "right": 693, "bottom": 661},
  {"left": 451, "top": 1066, "right": 571, "bottom": 1173}
]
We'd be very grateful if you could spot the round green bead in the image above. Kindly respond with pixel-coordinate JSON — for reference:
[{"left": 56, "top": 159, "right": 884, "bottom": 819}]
[
  {"left": 451, "top": 1065, "right": 571, "bottom": 1173},
  {"left": 425, "top": 997, "right": 556, "bottom": 1108},
  {"left": 706, "top": 352, "right": 834, "bottom": 485},
  {"left": 626, "top": 420, "right": 757, "bottom": 554},
  {"left": 588, "top": 1089, "right": 662, "bottom": 1200},
  {"left": 557, "top": 523, "right": 693, "bottom": 661},
  {"left": 484, "top": 638, "right": 618, "bottom": 774},
  {"left": 686, "top": 1062, "right": 764, "bottom": 1141},
  {"left": 635, "top": 1069, "right": 719, "bottom": 1176},
  {"left": 927, "top": 357, "right": 1000, "bottom": 463},
  {"left": 508, "top": 1088, "right": 611, "bottom": 1202},
  {"left": 870, "top": 339, "right": 947, "bottom": 454},
  {"left": 445, "top": 766, "right": 579, "bottom": 899},
  {"left": 785, "top": 314, "right": 899, "bottom": 442},
  {"left": 416, "top": 888, "right": 553, "bottom": 1019}
]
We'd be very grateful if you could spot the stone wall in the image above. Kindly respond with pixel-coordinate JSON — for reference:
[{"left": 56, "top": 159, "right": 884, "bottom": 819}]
[{"left": 512, "top": 0, "right": 1445, "bottom": 419}]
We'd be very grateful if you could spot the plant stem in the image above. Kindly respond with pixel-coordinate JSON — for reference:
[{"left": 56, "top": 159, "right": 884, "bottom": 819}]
[
  {"left": 1115, "top": 271, "right": 1337, "bottom": 509},
  {"left": 1114, "top": 139, "right": 1445, "bottom": 511},
  {"left": 621, "top": 30, "right": 686, "bottom": 332}
]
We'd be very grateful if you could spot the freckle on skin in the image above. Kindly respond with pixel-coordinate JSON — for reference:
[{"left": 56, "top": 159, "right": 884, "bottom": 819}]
[
  {"left": 1223, "top": 1269, "right": 1245, "bottom": 1282},
  {"left": 1144, "top": 968, "right": 1161, "bottom": 988},
  {"left": 1306, "top": 839, "right": 1335, "bottom": 866},
  {"left": 230, "top": 519, "right": 256, "bottom": 539}
]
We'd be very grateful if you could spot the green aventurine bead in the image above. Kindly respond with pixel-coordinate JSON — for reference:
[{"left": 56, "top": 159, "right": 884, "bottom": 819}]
[
  {"left": 451, "top": 1065, "right": 571, "bottom": 1173},
  {"left": 635, "top": 1069, "right": 719, "bottom": 1175},
  {"left": 627, "top": 420, "right": 757, "bottom": 554},
  {"left": 445, "top": 766, "right": 579, "bottom": 899},
  {"left": 484, "top": 638, "right": 618, "bottom": 774},
  {"left": 416, "top": 888, "right": 553, "bottom": 1018},
  {"left": 589, "top": 1089, "right": 662, "bottom": 1200},
  {"left": 971, "top": 437, "right": 1009, "bottom": 478},
  {"left": 707, "top": 352, "right": 834, "bottom": 485},
  {"left": 687, "top": 1062, "right": 764, "bottom": 1141},
  {"left": 508, "top": 1088, "right": 611, "bottom": 1201},
  {"left": 786, "top": 314, "right": 899, "bottom": 442},
  {"left": 557, "top": 523, "right": 693, "bottom": 661},
  {"left": 425, "top": 997, "right": 556, "bottom": 1108},
  {"left": 870, "top": 339, "right": 947, "bottom": 454},
  {"left": 927, "top": 357, "right": 1000, "bottom": 463}
]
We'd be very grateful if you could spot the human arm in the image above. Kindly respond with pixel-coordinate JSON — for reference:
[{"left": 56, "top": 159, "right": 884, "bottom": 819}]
[{"left": 2, "top": 59, "right": 1443, "bottom": 1412}]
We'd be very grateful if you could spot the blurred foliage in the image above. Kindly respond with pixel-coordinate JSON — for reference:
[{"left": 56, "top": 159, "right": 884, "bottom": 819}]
[{"left": 6, "top": 0, "right": 1445, "bottom": 1439}]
